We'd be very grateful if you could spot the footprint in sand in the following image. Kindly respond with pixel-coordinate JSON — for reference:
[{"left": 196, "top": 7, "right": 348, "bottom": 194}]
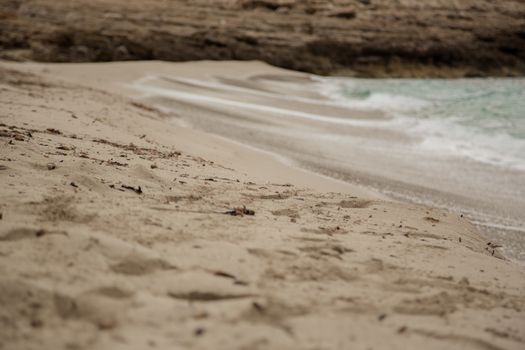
[
  {"left": 0, "top": 279, "right": 122, "bottom": 331},
  {"left": 109, "top": 254, "right": 176, "bottom": 276},
  {"left": 271, "top": 208, "right": 300, "bottom": 219},
  {"left": 0, "top": 227, "right": 68, "bottom": 241},
  {"left": 339, "top": 199, "right": 374, "bottom": 209},
  {"left": 166, "top": 271, "right": 255, "bottom": 302},
  {"left": 86, "top": 286, "right": 135, "bottom": 299}
]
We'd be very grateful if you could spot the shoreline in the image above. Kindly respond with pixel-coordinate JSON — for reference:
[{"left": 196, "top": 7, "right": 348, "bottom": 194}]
[
  {"left": 7, "top": 60, "right": 525, "bottom": 262},
  {"left": 180, "top": 121, "right": 525, "bottom": 264},
  {"left": 1, "top": 60, "right": 378, "bottom": 197},
  {"left": 1, "top": 60, "right": 524, "bottom": 349},
  {"left": 7, "top": 60, "right": 524, "bottom": 262}
]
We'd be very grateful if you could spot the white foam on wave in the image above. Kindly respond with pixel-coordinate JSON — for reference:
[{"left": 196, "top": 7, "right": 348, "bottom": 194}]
[
  {"left": 317, "top": 77, "right": 525, "bottom": 171},
  {"left": 317, "top": 77, "right": 430, "bottom": 112},
  {"left": 132, "top": 76, "right": 384, "bottom": 128},
  {"left": 411, "top": 116, "right": 525, "bottom": 171},
  {"left": 134, "top": 74, "right": 525, "bottom": 171}
]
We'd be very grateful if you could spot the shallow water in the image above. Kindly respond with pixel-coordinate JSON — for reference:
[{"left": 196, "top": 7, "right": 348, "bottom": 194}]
[{"left": 132, "top": 74, "right": 525, "bottom": 262}]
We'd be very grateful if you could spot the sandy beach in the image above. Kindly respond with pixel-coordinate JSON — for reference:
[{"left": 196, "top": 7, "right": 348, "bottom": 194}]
[
  {"left": 1, "top": 60, "right": 524, "bottom": 349},
  {"left": 14, "top": 60, "right": 524, "bottom": 260}
]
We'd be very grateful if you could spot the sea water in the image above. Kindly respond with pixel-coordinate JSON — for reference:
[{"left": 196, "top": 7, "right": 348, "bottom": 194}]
[
  {"left": 320, "top": 78, "right": 525, "bottom": 171},
  {"left": 318, "top": 77, "right": 525, "bottom": 261}
]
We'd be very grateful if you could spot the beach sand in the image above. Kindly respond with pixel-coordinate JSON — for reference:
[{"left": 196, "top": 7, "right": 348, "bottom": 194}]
[{"left": 0, "top": 61, "right": 524, "bottom": 349}]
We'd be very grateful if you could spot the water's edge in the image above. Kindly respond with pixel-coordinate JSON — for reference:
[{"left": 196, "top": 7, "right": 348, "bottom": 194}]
[{"left": 131, "top": 73, "right": 525, "bottom": 263}]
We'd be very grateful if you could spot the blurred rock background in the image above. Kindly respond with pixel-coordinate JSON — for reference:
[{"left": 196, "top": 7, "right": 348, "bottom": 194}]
[{"left": 1, "top": 0, "right": 524, "bottom": 77}]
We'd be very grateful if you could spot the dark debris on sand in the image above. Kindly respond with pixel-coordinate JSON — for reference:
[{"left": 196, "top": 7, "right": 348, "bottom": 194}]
[
  {"left": 224, "top": 206, "right": 255, "bottom": 217},
  {"left": 121, "top": 185, "right": 143, "bottom": 194}
]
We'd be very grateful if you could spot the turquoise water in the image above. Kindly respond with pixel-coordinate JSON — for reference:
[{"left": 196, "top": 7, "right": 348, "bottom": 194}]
[{"left": 322, "top": 78, "right": 525, "bottom": 170}]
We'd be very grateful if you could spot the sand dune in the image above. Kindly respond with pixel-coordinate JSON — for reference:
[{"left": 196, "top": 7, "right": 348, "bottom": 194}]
[{"left": 0, "top": 61, "right": 524, "bottom": 350}]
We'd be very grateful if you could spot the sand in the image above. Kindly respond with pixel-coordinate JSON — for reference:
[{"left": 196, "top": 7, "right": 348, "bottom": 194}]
[
  {"left": 0, "top": 60, "right": 524, "bottom": 350},
  {"left": 23, "top": 60, "right": 525, "bottom": 262}
]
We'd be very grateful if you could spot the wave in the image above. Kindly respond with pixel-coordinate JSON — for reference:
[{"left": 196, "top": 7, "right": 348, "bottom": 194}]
[
  {"left": 318, "top": 79, "right": 430, "bottom": 112},
  {"left": 318, "top": 77, "right": 525, "bottom": 171}
]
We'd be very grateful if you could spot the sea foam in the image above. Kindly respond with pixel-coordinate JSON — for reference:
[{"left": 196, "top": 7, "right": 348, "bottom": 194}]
[{"left": 318, "top": 77, "right": 525, "bottom": 171}]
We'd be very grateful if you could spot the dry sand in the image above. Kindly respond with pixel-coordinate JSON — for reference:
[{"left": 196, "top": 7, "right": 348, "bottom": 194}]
[{"left": 0, "top": 60, "right": 524, "bottom": 350}]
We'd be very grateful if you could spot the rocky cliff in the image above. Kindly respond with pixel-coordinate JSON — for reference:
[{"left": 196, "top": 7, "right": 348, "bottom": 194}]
[{"left": 1, "top": 0, "right": 524, "bottom": 77}]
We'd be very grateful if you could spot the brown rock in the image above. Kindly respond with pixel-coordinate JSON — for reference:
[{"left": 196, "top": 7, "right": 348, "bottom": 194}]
[{"left": 0, "top": 0, "right": 524, "bottom": 77}]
